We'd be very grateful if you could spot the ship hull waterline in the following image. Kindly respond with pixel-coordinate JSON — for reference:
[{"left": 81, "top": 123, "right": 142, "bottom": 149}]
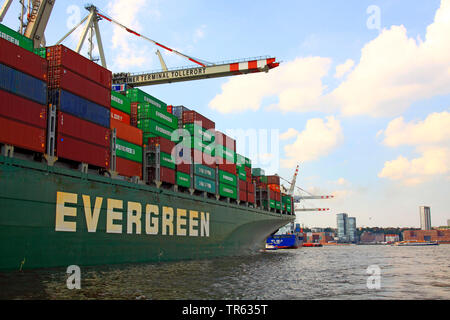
[{"left": 0, "top": 156, "right": 294, "bottom": 271}]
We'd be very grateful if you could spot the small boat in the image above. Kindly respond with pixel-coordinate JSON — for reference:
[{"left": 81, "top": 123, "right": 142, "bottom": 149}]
[
  {"left": 302, "top": 243, "right": 322, "bottom": 247},
  {"left": 393, "top": 241, "right": 439, "bottom": 246}
]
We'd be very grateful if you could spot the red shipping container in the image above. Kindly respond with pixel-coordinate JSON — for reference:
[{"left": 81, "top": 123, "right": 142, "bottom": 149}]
[
  {"left": 58, "top": 112, "right": 110, "bottom": 148},
  {"left": 176, "top": 163, "right": 191, "bottom": 174},
  {"left": 266, "top": 175, "right": 280, "bottom": 185},
  {"left": 0, "top": 37, "right": 48, "bottom": 81},
  {"left": 0, "top": 90, "right": 47, "bottom": 128},
  {"left": 247, "top": 192, "right": 255, "bottom": 204},
  {"left": 215, "top": 130, "right": 236, "bottom": 151},
  {"left": 182, "top": 110, "right": 215, "bottom": 130},
  {"left": 217, "top": 163, "right": 236, "bottom": 174},
  {"left": 167, "top": 105, "right": 173, "bottom": 114},
  {"left": 239, "top": 179, "right": 247, "bottom": 192},
  {"left": 46, "top": 45, "right": 111, "bottom": 89},
  {"left": 147, "top": 166, "right": 175, "bottom": 185},
  {"left": 116, "top": 156, "right": 142, "bottom": 179},
  {"left": 56, "top": 134, "right": 110, "bottom": 169},
  {"left": 110, "top": 107, "right": 130, "bottom": 125},
  {"left": 110, "top": 118, "right": 142, "bottom": 146},
  {"left": 130, "top": 102, "right": 139, "bottom": 127},
  {"left": 247, "top": 182, "right": 255, "bottom": 193},
  {"left": 275, "top": 192, "right": 281, "bottom": 201},
  {"left": 0, "top": 116, "right": 46, "bottom": 153},
  {"left": 47, "top": 66, "right": 111, "bottom": 108},
  {"left": 239, "top": 190, "right": 247, "bottom": 202},
  {"left": 269, "top": 189, "right": 276, "bottom": 200},
  {"left": 147, "top": 136, "right": 175, "bottom": 155}
]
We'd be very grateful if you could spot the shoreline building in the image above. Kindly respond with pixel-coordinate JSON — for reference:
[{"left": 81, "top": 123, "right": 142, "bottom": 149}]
[
  {"left": 420, "top": 206, "right": 431, "bottom": 230},
  {"left": 336, "top": 213, "right": 357, "bottom": 243}
]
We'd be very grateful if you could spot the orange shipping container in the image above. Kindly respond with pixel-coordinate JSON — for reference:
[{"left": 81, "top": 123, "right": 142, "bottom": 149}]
[
  {"left": 110, "top": 118, "right": 143, "bottom": 146},
  {"left": 110, "top": 107, "right": 131, "bottom": 125},
  {"left": 268, "top": 184, "right": 280, "bottom": 192}
]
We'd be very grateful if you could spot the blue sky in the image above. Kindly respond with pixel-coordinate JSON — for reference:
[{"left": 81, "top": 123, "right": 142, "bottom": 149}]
[{"left": 3, "top": 0, "right": 449, "bottom": 228}]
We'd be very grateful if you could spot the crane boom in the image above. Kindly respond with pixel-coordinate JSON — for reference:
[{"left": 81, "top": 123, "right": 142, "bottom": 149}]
[
  {"left": 24, "top": 0, "right": 55, "bottom": 47},
  {"left": 112, "top": 57, "right": 279, "bottom": 87},
  {"left": 288, "top": 164, "right": 299, "bottom": 195},
  {"left": 295, "top": 208, "right": 330, "bottom": 212}
]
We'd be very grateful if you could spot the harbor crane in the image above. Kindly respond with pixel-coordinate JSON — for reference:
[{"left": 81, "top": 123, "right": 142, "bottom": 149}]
[
  {"left": 1, "top": 2, "right": 280, "bottom": 87},
  {"left": 280, "top": 165, "right": 334, "bottom": 213}
]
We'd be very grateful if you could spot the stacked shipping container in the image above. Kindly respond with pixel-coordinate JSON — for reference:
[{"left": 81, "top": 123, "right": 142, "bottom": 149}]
[
  {"left": 180, "top": 111, "right": 216, "bottom": 194},
  {"left": 46, "top": 44, "right": 112, "bottom": 169},
  {"left": 0, "top": 23, "right": 293, "bottom": 215},
  {"left": 0, "top": 33, "right": 48, "bottom": 153}
]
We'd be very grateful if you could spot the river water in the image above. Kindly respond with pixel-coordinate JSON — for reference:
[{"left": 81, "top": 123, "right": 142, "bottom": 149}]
[{"left": 1, "top": 244, "right": 449, "bottom": 300}]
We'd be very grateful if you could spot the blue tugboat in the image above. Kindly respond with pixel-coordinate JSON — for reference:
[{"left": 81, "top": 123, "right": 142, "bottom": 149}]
[{"left": 265, "top": 223, "right": 304, "bottom": 249}]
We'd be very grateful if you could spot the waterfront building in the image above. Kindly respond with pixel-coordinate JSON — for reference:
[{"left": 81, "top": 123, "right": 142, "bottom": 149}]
[
  {"left": 385, "top": 234, "right": 400, "bottom": 243},
  {"left": 403, "top": 229, "right": 450, "bottom": 243},
  {"left": 360, "top": 232, "right": 385, "bottom": 244},
  {"left": 336, "top": 213, "right": 348, "bottom": 242},
  {"left": 347, "top": 217, "right": 357, "bottom": 243},
  {"left": 305, "top": 232, "right": 335, "bottom": 244},
  {"left": 420, "top": 206, "right": 432, "bottom": 230},
  {"left": 447, "top": 219, "right": 450, "bottom": 227}
]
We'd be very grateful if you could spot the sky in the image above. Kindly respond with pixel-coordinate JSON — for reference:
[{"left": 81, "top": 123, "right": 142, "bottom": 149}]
[{"left": 3, "top": 0, "right": 449, "bottom": 229}]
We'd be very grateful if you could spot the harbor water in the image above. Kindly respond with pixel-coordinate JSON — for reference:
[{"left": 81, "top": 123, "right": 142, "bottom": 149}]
[{"left": 1, "top": 245, "right": 449, "bottom": 300}]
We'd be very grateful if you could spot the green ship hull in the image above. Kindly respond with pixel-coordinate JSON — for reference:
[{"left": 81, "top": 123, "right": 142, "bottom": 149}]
[{"left": 0, "top": 156, "right": 294, "bottom": 271}]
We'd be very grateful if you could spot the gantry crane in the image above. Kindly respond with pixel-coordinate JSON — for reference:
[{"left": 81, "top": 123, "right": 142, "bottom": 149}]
[
  {"left": 1, "top": 2, "right": 279, "bottom": 87},
  {"left": 0, "top": 0, "right": 55, "bottom": 47},
  {"left": 279, "top": 165, "right": 334, "bottom": 213}
]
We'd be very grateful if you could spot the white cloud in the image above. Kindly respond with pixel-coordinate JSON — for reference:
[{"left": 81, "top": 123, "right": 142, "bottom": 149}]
[
  {"left": 334, "top": 59, "right": 354, "bottom": 79},
  {"left": 281, "top": 116, "right": 344, "bottom": 168},
  {"left": 378, "top": 147, "right": 450, "bottom": 185},
  {"left": 381, "top": 111, "right": 450, "bottom": 147},
  {"left": 209, "top": 0, "right": 450, "bottom": 118},
  {"left": 209, "top": 57, "right": 332, "bottom": 114},
  {"left": 107, "top": 0, "right": 158, "bottom": 70},
  {"left": 331, "top": 0, "right": 450, "bottom": 117},
  {"left": 193, "top": 25, "right": 207, "bottom": 43},
  {"left": 379, "top": 110, "right": 450, "bottom": 185}
]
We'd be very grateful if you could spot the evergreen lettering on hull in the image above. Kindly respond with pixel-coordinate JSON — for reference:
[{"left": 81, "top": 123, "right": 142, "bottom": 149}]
[{"left": 55, "top": 191, "right": 210, "bottom": 237}]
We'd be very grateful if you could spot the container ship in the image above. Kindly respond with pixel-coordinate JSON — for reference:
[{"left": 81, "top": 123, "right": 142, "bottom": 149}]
[{"left": 0, "top": 23, "right": 295, "bottom": 270}]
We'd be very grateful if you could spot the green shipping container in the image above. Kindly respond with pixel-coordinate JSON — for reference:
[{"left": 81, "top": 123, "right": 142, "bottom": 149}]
[
  {"left": 276, "top": 201, "right": 281, "bottom": 210},
  {"left": 0, "top": 23, "right": 33, "bottom": 52},
  {"left": 138, "top": 119, "right": 174, "bottom": 141},
  {"left": 245, "top": 157, "right": 251, "bottom": 168},
  {"left": 111, "top": 91, "right": 131, "bottom": 114},
  {"left": 115, "top": 138, "right": 143, "bottom": 163},
  {"left": 218, "top": 170, "right": 237, "bottom": 187},
  {"left": 160, "top": 152, "right": 176, "bottom": 169},
  {"left": 126, "top": 88, "right": 167, "bottom": 109},
  {"left": 235, "top": 154, "right": 245, "bottom": 167},
  {"left": 183, "top": 123, "right": 215, "bottom": 142},
  {"left": 237, "top": 168, "right": 247, "bottom": 181},
  {"left": 286, "top": 204, "right": 292, "bottom": 213},
  {"left": 194, "top": 164, "right": 215, "bottom": 180},
  {"left": 33, "top": 47, "right": 46, "bottom": 58},
  {"left": 176, "top": 172, "right": 191, "bottom": 188},
  {"left": 263, "top": 199, "right": 276, "bottom": 209},
  {"left": 219, "top": 184, "right": 237, "bottom": 199},
  {"left": 215, "top": 145, "right": 235, "bottom": 163},
  {"left": 194, "top": 176, "right": 216, "bottom": 194},
  {"left": 282, "top": 196, "right": 292, "bottom": 205},
  {"left": 252, "top": 168, "right": 265, "bottom": 177},
  {"left": 137, "top": 104, "right": 178, "bottom": 129}
]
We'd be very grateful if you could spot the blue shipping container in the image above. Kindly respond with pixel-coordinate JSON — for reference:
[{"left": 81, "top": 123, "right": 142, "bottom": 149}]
[
  {"left": 0, "top": 63, "right": 47, "bottom": 105},
  {"left": 49, "top": 89, "right": 110, "bottom": 128}
]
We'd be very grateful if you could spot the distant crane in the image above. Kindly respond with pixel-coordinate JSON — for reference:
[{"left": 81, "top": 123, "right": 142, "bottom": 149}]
[{"left": 279, "top": 165, "right": 334, "bottom": 213}]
